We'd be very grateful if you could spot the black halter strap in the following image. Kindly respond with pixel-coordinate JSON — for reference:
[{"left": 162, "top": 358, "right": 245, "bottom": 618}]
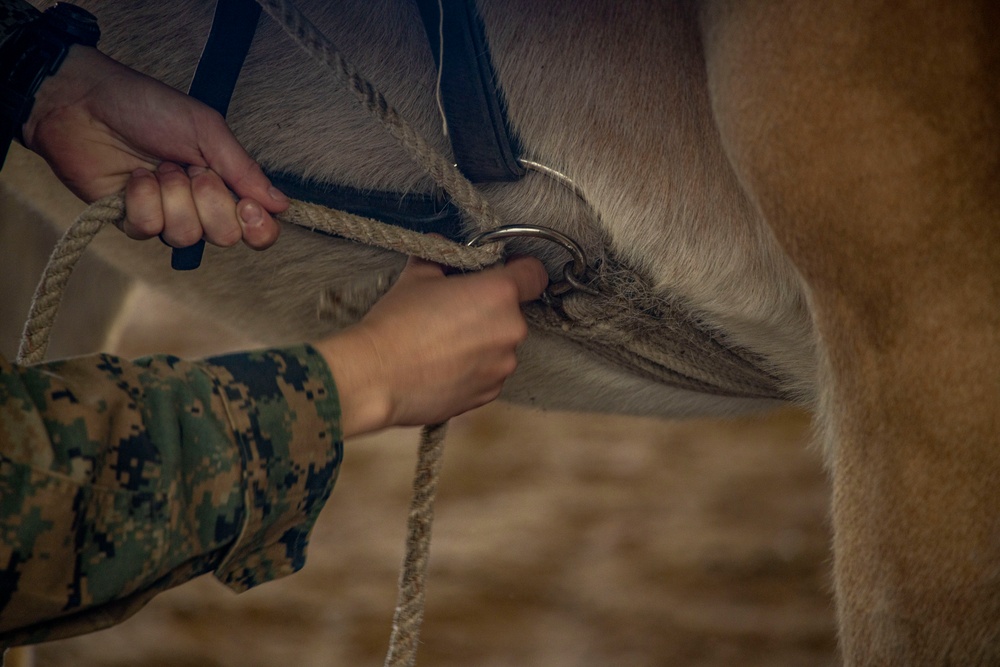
[
  {"left": 414, "top": 0, "right": 523, "bottom": 183},
  {"left": 171, "top": 0, "right": 522, "bottom": 270},
  {"left": 171, "top": 0, "right": 261, "bottom": 270}
]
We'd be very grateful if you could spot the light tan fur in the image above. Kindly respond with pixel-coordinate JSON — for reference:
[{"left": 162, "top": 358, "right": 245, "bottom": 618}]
[{"left": 3, "top": 0, "right": 996, "bottom": 662}]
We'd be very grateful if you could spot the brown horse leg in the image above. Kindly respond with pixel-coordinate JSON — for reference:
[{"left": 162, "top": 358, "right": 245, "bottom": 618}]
[{"left": 700, "top": 1, "right": 1000, "bottom": 663}]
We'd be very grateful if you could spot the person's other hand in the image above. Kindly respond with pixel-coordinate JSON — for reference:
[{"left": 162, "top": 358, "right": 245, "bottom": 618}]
[
  {"left": 22, "top": 45, "right": 287, "bottom": 250},
  {"left": 314, "top": 256, "right": 549, "bottom": 437}
]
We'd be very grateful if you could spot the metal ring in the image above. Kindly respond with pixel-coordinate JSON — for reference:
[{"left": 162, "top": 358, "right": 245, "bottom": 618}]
[
  {"left": 466, "top": 224, "right": 598, "bottom": 304},
  {"left": 465, "top": 224, "right": 591, "bottom": 285},
  {"left": 561, "top": 261, "right": 600, "bottom": 296}
]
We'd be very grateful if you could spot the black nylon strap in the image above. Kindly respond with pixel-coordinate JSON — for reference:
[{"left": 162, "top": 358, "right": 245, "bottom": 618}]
[
  {"left": 172, "top": 0, "right": 520, "bottom": 269},
  {"left": 415, "top": 0, "right": 523, "bottom": 183},
  {"left": 265, "top": 171, "right": 467, "bottom": 241},
  {"left": 187, "top": 0, "right": 261, "bottom": 117},
  {"left": 170, "top": 0, "right": 261, "bottom": 271}
]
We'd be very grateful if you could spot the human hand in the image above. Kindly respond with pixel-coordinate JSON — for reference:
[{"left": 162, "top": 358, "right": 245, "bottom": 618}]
[
  {"left": 22, "top": 45, "right": 287, "bottom": 250},
  {"left": 313, "top": 256, "right": 549, "bottom": 437}
]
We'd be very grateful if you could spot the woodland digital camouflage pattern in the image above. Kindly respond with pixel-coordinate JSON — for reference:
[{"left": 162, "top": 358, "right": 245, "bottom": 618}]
[{"left": 0, "top": 344, "right": 343, "bottom": 647}]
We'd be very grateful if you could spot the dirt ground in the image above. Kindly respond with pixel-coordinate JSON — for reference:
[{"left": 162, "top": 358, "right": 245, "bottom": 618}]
[{"left": 21, "top": 285, "right": 837, "bottom": 667}]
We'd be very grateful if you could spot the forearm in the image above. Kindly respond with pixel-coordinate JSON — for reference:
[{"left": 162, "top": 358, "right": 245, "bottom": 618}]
[{"left": 0, "top": 345, "right": 342, "bottom": 647}]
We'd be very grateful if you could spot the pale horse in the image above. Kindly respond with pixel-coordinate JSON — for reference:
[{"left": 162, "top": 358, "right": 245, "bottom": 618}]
[{"left": 2, "top": 1, "right": 998, "bottom": 664}]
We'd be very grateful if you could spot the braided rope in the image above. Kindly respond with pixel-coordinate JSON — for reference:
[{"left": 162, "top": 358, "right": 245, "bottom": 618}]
[
  {"left": 16, "top": 194, "right": 498, "bottom": 367},
  {"left": 16, "top": 196, "right": 123, "bottom": 365},
  {"left": 286, "top": 200, "right": 499, "bottom": 270},
  {"left": 384, "top": 422, "right": 448, "bottom": 667},
  {"left": 229, "top": 6, "right": 467, "bottom": 660},
  {"left": 18, "top": 194, "right": 461, "bottom": 666},
  {"left": 254, "top": 0, "right": 499, "bottom": 232}
]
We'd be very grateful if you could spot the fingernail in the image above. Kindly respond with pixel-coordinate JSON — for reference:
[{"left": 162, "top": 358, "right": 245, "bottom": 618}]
[
  {"left": 239, "top": 201, "right": 263, "bottom": 227},
  {"left": 187, "top": 165, "right": 208, "bottom": 177},
  {"left": 268, "top": 186, "right": 289, "bottom": 204}
]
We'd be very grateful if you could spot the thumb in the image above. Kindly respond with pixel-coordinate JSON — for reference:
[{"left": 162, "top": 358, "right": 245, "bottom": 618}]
[
  {"left": 399, "top": 255, "right": 447, "bottom": 281},
  {"left": 499, "top": 256, "right": 550, "bottom": 302},
  {"left": 198, "top": 113, "right": 289, "bottom": 213}
]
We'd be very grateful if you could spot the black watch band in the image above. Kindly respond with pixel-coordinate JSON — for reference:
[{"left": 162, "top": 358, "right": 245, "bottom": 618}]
[{"left": 0, "top": 3, "right": 100, "bottom": 170}]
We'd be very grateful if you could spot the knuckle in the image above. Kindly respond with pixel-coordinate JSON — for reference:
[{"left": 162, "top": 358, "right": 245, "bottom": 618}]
[
  {"left": 194, "top": 107, "right": 228, "bottom": 136},
  {"left": 486, "top": 383, "right": 504, "bottom": 403},
  {"left": 189, "top": 170, "right": 221, "bottom": 196},
  {"left": 168, "top": 227, "right": 204, "bottom": 249},
  {"left": 123, "top": 223, "right": 153, "bottom": 240},
  {"left": 156, "top": 169, "right": 188, "bottom": 188},
  {"left": 512, "top": 319, "right": 529, "bottom": 344},
  {"left": 205, "top": 108, "right": 226, "bottom": 126},
  {"left": 156, "top": 162, "right": 189, "bottom": 185},
  {"left": 498, "top": 354, "right": 519, "bottom": 378},
  {"left": 474, "top": 386, "right": 503, "bottom": 409},
  {"left": 490, "top": 278, "right": 520, "bottom": 304},
  {"left": 264, "top": 224, "right": 282, "bottom": 245},
  {"left": 497, "top": 317, "right": 529, "bottom": 347},
  {"left": 128, "top": 174, "right": 159, "bottom": 198},
  {"left": 245, "top": 228, "right": 280, "bottom": 251},
  {"left": 125, "top": 216, "right": 160, "bottom": 238},
  {"left": 211, "top": 225, "right": 243, "bottom": 248}
]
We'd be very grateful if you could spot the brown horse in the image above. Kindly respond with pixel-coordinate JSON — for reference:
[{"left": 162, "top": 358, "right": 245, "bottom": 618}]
[{"left": 3, "top": 1, "right": 998, "bottom": 663}]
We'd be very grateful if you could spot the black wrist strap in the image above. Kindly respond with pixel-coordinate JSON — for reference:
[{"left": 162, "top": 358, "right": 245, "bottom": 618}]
[
  {"left": 0, "top": 4, "right": 100, "bottom": 170},
  {"left": 0, "top": 16, "right": 48, "bottom": 170}
]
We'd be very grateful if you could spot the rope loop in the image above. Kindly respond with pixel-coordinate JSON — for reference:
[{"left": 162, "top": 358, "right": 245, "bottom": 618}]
[{"left": 16, "top": 195, "right": 124, "bottom": 365}]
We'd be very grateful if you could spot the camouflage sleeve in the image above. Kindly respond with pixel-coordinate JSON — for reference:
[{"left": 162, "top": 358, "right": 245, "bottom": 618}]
[
  {"left": 0, "top": 344, "right": 343, "bottom": 647},
  {"left": 0, "top": 0, "right": 39, "bottom": 49}
]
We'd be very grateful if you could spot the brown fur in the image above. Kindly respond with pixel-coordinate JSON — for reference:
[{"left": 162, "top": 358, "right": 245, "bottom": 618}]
[{"left": 702, "top": 1, "right": 1000, "bottom": 662}]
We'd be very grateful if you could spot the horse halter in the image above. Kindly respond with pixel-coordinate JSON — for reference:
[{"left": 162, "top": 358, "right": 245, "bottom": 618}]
[{"left": 175, "top": 0, "right": 599, "bottom": 305}]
